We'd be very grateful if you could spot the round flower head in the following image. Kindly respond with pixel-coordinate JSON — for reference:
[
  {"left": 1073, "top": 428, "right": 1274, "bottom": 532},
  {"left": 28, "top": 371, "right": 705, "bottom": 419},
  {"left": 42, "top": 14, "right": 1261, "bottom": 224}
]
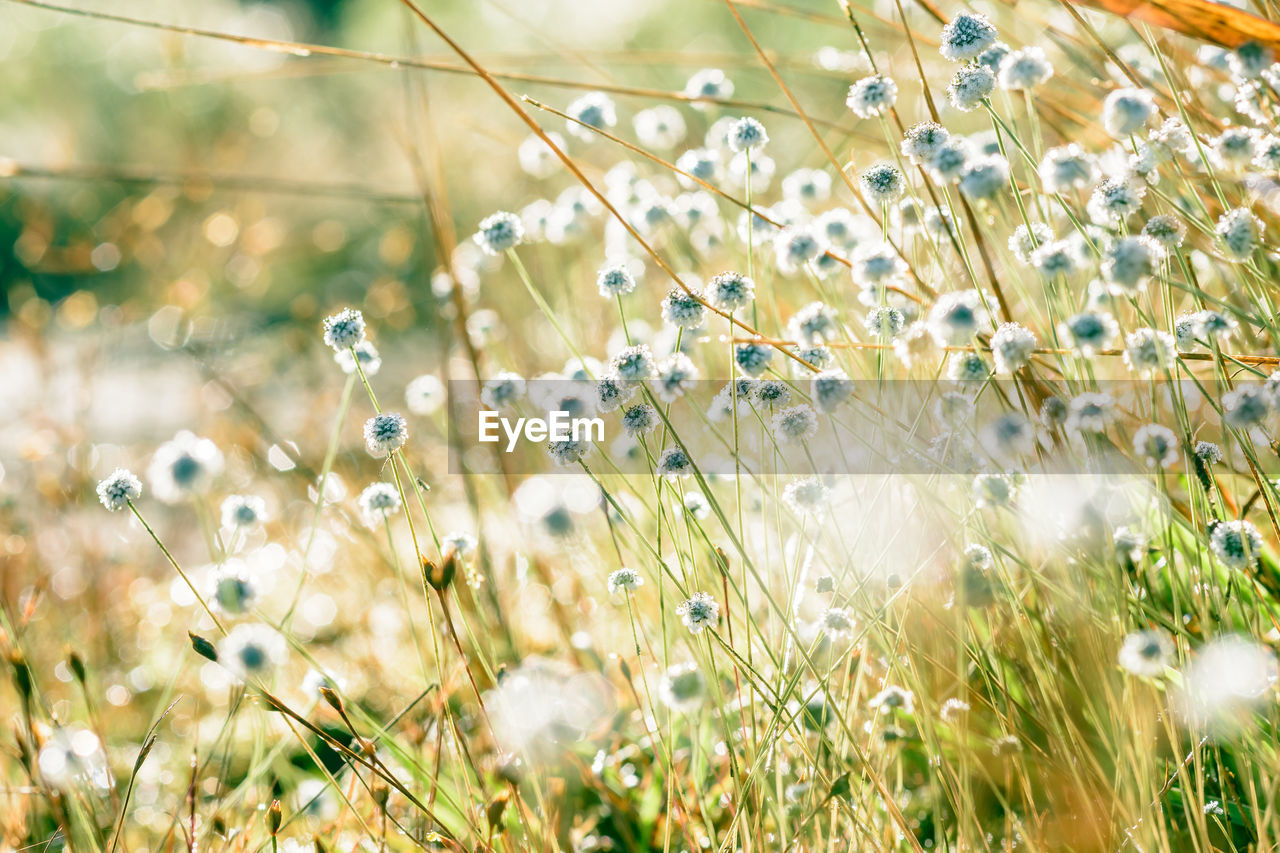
[
  {"left": 997, "top": 46, "right": 1053, "bottom": 90},
  {"left": 773, "top": 227, "right": 824, "bottom": 275},
  {"left": 1229, "top": 41, "right": 1274, "bottom": 79},
  {"left": 783, "top": 477, "right": 830, "bottom": 517},
  {"left": 928, "top": 289, "right": 987, "bottom": 344},
  {"left": 546, "top": 437, "right": 591, "bottom": 467},
  {"left": 677, "top": 591, "right": 719, "bottom": 634},
  {"left": 620, "top": 403, "right": 659, "bottom": 437},
  {"left": 1133, "top": 423, "right": 1179, "bottom": 468},
  {"left": 358, "top": 482, "right": 401, "bottom": 527},
  {"left": 948, "top": 350, "right": 990, "bottom": 383},
  {"left": 788, "top": 301, "right": 838, "bottom": 344},
  {"left": 1030, "top": 240, "right": 1081, "bottom": 281},
  {"left": 566, "top": 91, "right": 617, "bottom": 140},
  {"left": 653, "top": 352, "right": 699, "bottom": 401},
  {"left": 992, "top": 322, "right": 1037, "bottom": 374},
  {"left": 792, "top": 344, "right": 834, "bottom": 371},
  {"left": 221, "top": 495, "right": 266, "bottom": 530},
  {"left": 657, "top": 446, "right": 693, "bottom": 479},
  {"left": 597, "top": 263, "right": 637, "bottom": 298},
  {"left": 1212, "top": 126, "right": 1259, "bottom": 170},
  {"left": 1067, "top": 392, "right": 1116, "bottom": 433},
  {"left": 405, "top": 374, "right": 445, "bottom": 417},
  {"left": 815, "top": 207, "right": 863, "bottom": 250},
  {"left": 1103, "top": 88, "right": 1156, "bottom": 137},
  {"left": 1087, "top": 177, "right": 1146, "bottom": 225},
  {"left": 1195, "top": 440, "right": 1224, "bottom": 465},
  {"left": 901, "top": 121, "right": 951, "bottom": 165},
  {"left": 939, "top": 12, "right": 998, "bottom": 61},
  {"left": 96, "top": 468, "right": 141, "bottom": 512},
  {"left": 473, "top": 211, "right": 524, "bottom": 256},
  {"left": 893, "top": 322, "right": 943, "bottom": 369},
  {"left": 706, "top": 270, "right": 756, "bottom": 311},
  {"left": 973, "top": 472, "right": 1016, "bottom": 507},
  {"left": 1123, "top": 328, "right": 1176, "bottom": 376},
  {"left": 773, "top": 404, "right": 819, "bottom": 443},
  {"left": 322, "top": 308, "right": 366, "bottom": 352},
  {"left": 1216, "top": 208, "right": 1263, "bottom": 262},
  {"left": 611, "top": 344, "right": 657, "bottom": 383},
  {"left": 811, "top": 368, "right": 854, "bottom": 413},
  {"left": 607, "top": 567, "right": 644, "bottom": 595},
  {"left": 754, "top": 379, "right": 792, "bottom": 408},
  {"left": 1119, "top": 630, "right": 1174, "bottom": 678},
  {"left": 851, "top": 242, "right": 906, "bottom": 287},
  {"left": 1253, "top": 134, "right": 1280, "bottom": 171},
  {"left": 869, "top": 685, "right": 915, "bottom": 713},
  {"left": 676, "top": 149, "right": 720, "bottom": 188},
  {"left": 865, "top": 305, "right": 905, "bottom": 338},
  {"left": 481, "top": 372, "right": 525, "bottom": 409},
  {"left": 1009, "top": 223, "right": 1053, "bottom": 263},
  {"left": 928, "top": 137, "right": 974, "bottom": 183},
  {"left": 1061, "top": 311, "right": 1119, "bottom": 356},
  {"left": 659, "top": 662, "right": 705, "bottom": 711},
  {"left": 1102, "top": 235, "right": 1161, "bottom": 291},
  {"left": 976, "top": 41, "right": 1011, "bottom": 73},
  {"left": 1211, "top": 519, "right": 1263, "bottom": 569},
  {"left": 859, "top": 162, "right": 906, "bottom": 204},
  {"left": 1039, "top": 144, "right": 1098, "bottom": 194},
  {"left": 633, "top": 105, "right": 687, "bottom": 150},
  {"left": 685, "top": 68, "right": 734, "bottom": 105},
  {"left": 661, "top": 287, "right": 707, "bottom": 329},
  {"left": 727, "top": 116, "right": 768, "bottom": 153},
  {"left": 517, "top": 131, "right": 566, "bottom": 179},
  {"left": 727, "top": 151, "right": 775, "bottom": 190},
  {"left": 1150, "top": 116, "right": 1194, "bottom": 154},
  {"left": 781, "top": 168, "right": 832, "bottom": 205},
  {"left": 820, "top": 607, "right": 854, "bottom": 639},
  {"left": 363, "top": 412, "right": 408, "bottom": 458},
  {"left": 149, "top": 432, "right": 224, "bottom": 504},
  {"left": 1222, "top": 385, "right": 1270, "bottom": 429},
  {"left": 735, "top": 342, "right": 773, "bottom": 377},
  {"left": 947, "top": 65, "right": 995, "bottom": 111},
  {"left": 1143, "top": 214, "right": 1186, "bottom": 249},
  {"left": 217, "top": 623, "right": 287, "bottom": 682},
  {"left": 597, "top": 376, "right": 635, "bottom": 416},
  {"left": 959, "top": 155, "right": 1009, "bottom": 201},
  {"left": 335, "top": 341, "right": 381, "bottom": 377},
  {"left": 846, "top": 74, "right": 898, "bottom": 119},
  {"left": 212, "top": 563, "right": 257, "bottom": 615}
]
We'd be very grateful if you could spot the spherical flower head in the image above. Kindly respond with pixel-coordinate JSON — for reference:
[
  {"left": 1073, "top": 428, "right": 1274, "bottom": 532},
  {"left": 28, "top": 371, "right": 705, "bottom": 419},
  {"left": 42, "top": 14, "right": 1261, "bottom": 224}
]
[
  {"left": 783, "top": 476, "right": 830, "bottom": 517},
  {"left": 781, "top": 168, "right": 833, "bottom": 205},
  {"left": 1213, "top": 126, "right": 1259, "bottom": 169},
  {"left": 221, "top": 494, "right": 267, "bottom": 530},
  {"left": 634, "top": 105, "right": 687, "bottom": 150},
  {"left": 787, "top": 301, "right": 838, "bottom": 345},
  {"left": 518, "top": 131, "right": 566, "bottom": 179},
  {"left": 685, "top": 68, "right": 734, "bottom": 105},
  {"left": 846, "top": 73, "right": 898, "bottom": 119},
  {"left": 893, "top": 322, "right": 943, "bottom": 369},
  {"left": 661, "top": 287, "right": 707, "bottom": 329},
  {"left": 865, "top": 305, "right": 905, "bottom": 338},
  {"left": 1123, "top": 328, "right": 1175, "bottom": 376},
  {"left": 1143, "top": 214, "right": 1186, "bottom": 249},
  {"left": 594, "top": 376, "right": 635, "bottom": 414},
  {"left": 1066, "top": 392, "right": 1116, "bottom": 433},
  {"left": 928, "top": 289, "right": 987, "bottom": 344},
  {"left": 1216, "top": 207, "right": 1263, "bottom": 262},
  {"left": 547, "top": 437, "right": 591, "bottom": 467},
  {"left": 706, "top": 270, "right": 756, "bottom": 311},
  {"left": 1009, "top": 223, "right": 1053, "bottom": 264},
  {"left": 358, "top": 482, "right": 401, "bottom": 527},
  {"left": 611, "top": 344, "right": 657, "bottom": 384},
  {"left": 657, "top": 446, "right": 693, "bottom": 479},
  {"left": 773, "top": 227, "right": 824, "bottom": 275},
  {"left": 148, "top": 432, "right": 224, "bottom": 504},
  {"left": 811, "top": 368, "right": 854, "bottom": 413},
  {"left": 734, "top": 342, "right": 774, "bottom": 378},
  {"left": 677, "top": 591, "right": 720, "bottom": 634},
  {"left": 958, "top": 155, "right": 1009, "bottom": 201},
  {"left": 939, "top": 12, "right": 998, "bottom": 61},
  {"left": 973, "top": 472, "right": 1016, "bottom": 507},
  {"left": 1103, "top": 88, "right": 1156, "bottom": 137},
  {"left": 928, "top": 137, "right": 974, "bottom": 183},
  {"left": 482, "top": 372, "right": 525, "bottom": 410},
  {"left": 96, "top": 468, "right": 141, "bottom": 511},
  {"left": 607, "top": 567, "right": 644, "bottom": 595},
  {"left": 1039, "top": 144, "right": 1098, "bottom": 193},
  {"left": 1134, "top": 423, "right": 1179, "bottom": 468},
  {"left": 940, "top": 697, "right": 971, "bottom": 723},
  {"left": 1102, "top": 235, "right": 1161, "bottom": 291},
  {"left": 997, "top": 46, "right": 1053, "bottom": 90},
  {"left": 404, "top": 374, "right": 445, "bottom": 417},
  {"left": 976, "top": 41, "right": 1011, "bottom": 73},
  {"left": 901, "top": 121, "right": 951, "bottom": 165},
  {"left": 1229, "top": 41, "right": 1274, "bottom": 80},
  {"left": 321, "top": 307, "right": 367, "bottom": 356},
  {"left": 335, "top": 341, "right": 381, "bottom": 376},
  {"left": 947, "top": 65, "right": 995, "bottom": 111},
  {"left": 217, "top": 623, "right": 287, "bottom": 682},
  {"left": 1211, "top": 519, "right": 1263, "bottom": 570},
  {"left": 566, "top": 91, "right": 617, "bottom": 140},
  {"left": 473, "top": 211, "right": 524, "bottom": 256},
  {"left": 659, "top": 662, "right": 705, "bottom": 711},
  {"left": 364, "top": 412, "right": 408, "bottom": 458},
  {"left": 1253, "top": 134, "right": 1280, "bottom": 171},
  {"left": 859, "top": 162, "right": 906, "bottom": 205},
  {"left": 727, "top": 116, "right": 768, "bottom": 153},
  {"left": 869, "top": 685, "right": 915, "bottom": 714},
  {"left": 620, "top": 403, "right": 659, "bottom": 438},
  {"left": 948, "top": 350, "right": 990, "bottom": 383},
  {"left": 653, "top": 352, "right": 699, "bottom": 402},
  {"left": 1029, "top": 240, "right": 1080, "bottom": 282},
  {"left": 592, "top": 263, "right": 639, "bottom": 300},
  {"left": 212, "top": 563, "right": 257, "bottom": 615},
  {"left": 1117, "top": 629, "right": 1174, "bottom": 678},
  {"left": 991, "top": 322, "right": 1036, "bottom": 374},
  {"left": 754, "top": 379, "right": 792, "bottom": 408},
  {"left": 820, "top": 607, "right": 854, "bottom": 639},
  {"left": 851, "top": 243, "right": 906, "bottom": 287},
  {"left": 773, "top": 404, "right": 819, "bottom": 444},
  {"left": 1061, "top": 311, "right": 1119, "bottom": 356}
]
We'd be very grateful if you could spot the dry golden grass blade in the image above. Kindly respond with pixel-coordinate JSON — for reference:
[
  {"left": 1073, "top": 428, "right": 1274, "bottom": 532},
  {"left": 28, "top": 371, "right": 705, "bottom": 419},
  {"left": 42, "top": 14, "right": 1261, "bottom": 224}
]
[{"left": 1070, "top": 0, "right": 1280, "bottom": 48}]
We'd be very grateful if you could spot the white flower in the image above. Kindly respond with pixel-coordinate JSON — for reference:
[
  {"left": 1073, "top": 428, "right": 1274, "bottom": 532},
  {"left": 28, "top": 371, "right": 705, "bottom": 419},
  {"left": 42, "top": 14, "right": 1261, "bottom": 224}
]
[
  {"left": 991, "top": 322, "right": 1036, "bottom": 374},
  {"left": 405, "top": 374, "right": 445, "bottom": 416},
  {"left": 217, "top": 624, "right": 288, "bottom": 681},
  {"left": 96, "top": 468, "right": 141, "bottom": 511},
  {"left": 1210, "top": 519, "right": 1263, "bottom": 570},
  {"left": 221, "top": 495, "right": 267, "bottom": 530},
  {"left": 846, "top": 73, "right": 898, "bottom": 118},
  {"left": 322, "top": 308, "right": 365, "bottom": 351},
  {"left": 1133, "top": 424, "right": 1179, "bottom": 468},
  {"left": 607, "top": 568, "right": 644, "bottom": 595},
  {"left": 1118, "top": 629, "right": 1174, "bottom": 678},
  {"left": 676, "top": 591, "right": 720, "bottom": 634},
  {"left": 363, "top": 413, "right": 408, "bottom": 457},
  {"left": 358, "top": 482, "right": 401, "bottom": 527},
  {"left": 148, "top": 432, "right": 224, "bottom": 504}
]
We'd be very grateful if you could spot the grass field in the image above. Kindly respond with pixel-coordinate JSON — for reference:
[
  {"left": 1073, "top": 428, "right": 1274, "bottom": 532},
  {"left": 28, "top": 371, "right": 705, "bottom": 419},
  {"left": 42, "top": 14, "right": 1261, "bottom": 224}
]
[{"left": 6, "top": 0, "right": 1280, "bottom": 849}]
